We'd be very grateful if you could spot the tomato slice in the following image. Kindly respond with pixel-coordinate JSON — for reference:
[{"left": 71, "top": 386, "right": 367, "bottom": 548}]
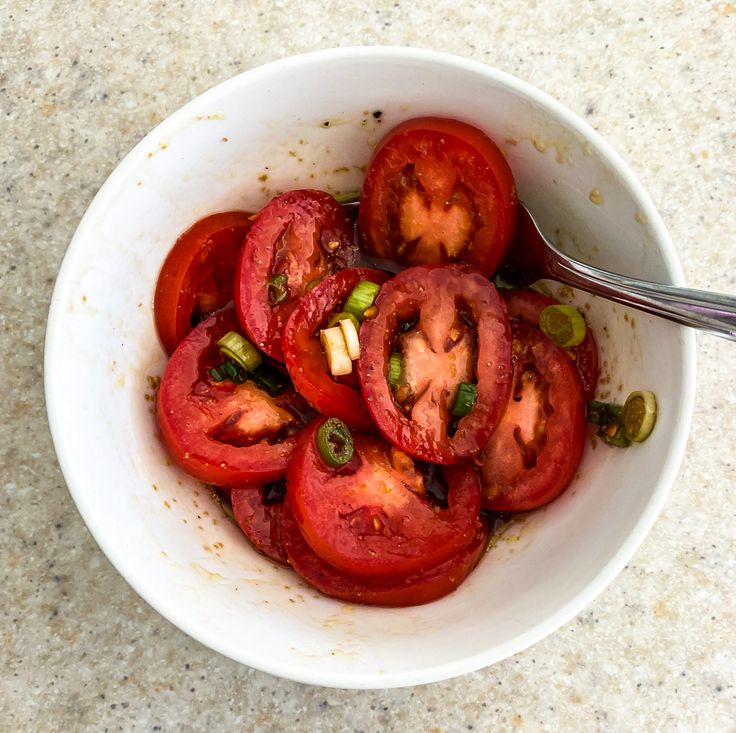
[
  {"left": 231, "top": 483, "right": 288, "bottom": 565},
  {"left": 282, "top": 503, "right": 488, "bottom": 607},
  {"left": 287, "top": 417, "right": 481, "bottom": 579},
  {"left": 478, "top": 321, "right": 586, "bottom": 511},
  {"left": 358, "top": 264, "right": 512, "bottom": 464},
  {"left": 155, "top": 211, "right": 252, "bottom": 355},
  {"left": 502, "top": 289, "right": 599, "bottom": 401},
  {"left": 156, "top": 309, "right": 312, "bottom": 486},
  {"left": 358, "top": 117, "right": 518, "bottom": 276},
  {"left": 282, "top": 268, "right": 390, "bottom": 430},
  {"left": 234, "top": 190, "right": 358, "bottom": 362}
]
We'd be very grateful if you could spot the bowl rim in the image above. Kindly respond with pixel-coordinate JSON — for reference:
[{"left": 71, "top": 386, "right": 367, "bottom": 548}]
[{"left": 44, "top": 45, "right": 697, "bottom": 689}]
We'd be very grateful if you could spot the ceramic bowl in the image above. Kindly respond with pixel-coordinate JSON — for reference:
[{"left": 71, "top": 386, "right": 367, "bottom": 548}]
[{"left": 45, "top": 47, "right": 696, "bottom": 688}]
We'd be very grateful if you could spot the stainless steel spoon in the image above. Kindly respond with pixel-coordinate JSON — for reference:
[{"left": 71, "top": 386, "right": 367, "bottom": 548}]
[
  {"left": 501, "top": 204, "right": 736, "bottom": 340},
  {"left": 346, "top": 199, "right": 736, "bottom": 340}
]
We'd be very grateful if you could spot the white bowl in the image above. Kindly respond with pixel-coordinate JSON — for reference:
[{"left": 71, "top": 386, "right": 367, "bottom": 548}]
[{"left": 45, "top": 47, "right": 696, "bottom": 689}]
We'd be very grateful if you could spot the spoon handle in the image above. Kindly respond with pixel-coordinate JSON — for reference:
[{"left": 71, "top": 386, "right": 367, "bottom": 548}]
[{"left": 546, "top": 248, "right": 736, "bottom": 341}]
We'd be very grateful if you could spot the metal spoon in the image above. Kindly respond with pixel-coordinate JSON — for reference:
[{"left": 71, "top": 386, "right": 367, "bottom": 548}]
[
  {"left": 346, "top": 199, "right": 736, "bottom": 340},
  {"left": 501, "top": 204, "right": 736, "bottom": 340}
]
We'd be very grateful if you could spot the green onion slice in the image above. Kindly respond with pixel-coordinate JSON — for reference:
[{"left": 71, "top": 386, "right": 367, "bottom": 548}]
[
  {"left": 622, "top": 390, "right": 657, "bottom": 442},
  {"left": 327, "top": 311, "right": 361, "bottom": 330},
  {"left": 217, "top": 331, "right": 262, "bottom": 372},
  {"left": 451, "top": 382, "right": 477, "bottom": 417},
  {"left": 387, "top": 353, "right": 403, "bottom": 387},
  {"left": 586, "top": 399, "right": 632, "bottom": 447},
  {"left": 333, "top": 190, "right": 361, "bottom": 205},
  {"left": 316, "top": 417, "right": 354, "bottom": 468},
  {"left": 250, "top": 363, "right": 289, "bottom": 396},
  {"left": 540, "top": 304, "right": 587, "bottom": 348},
  {"left": 344, "top": 280, "right": 381, "bottom": 321},
  {"left": 586, "top": 400, "right": 621, "bottom": 426},
  {"left": 209, "top": 366, "right": 226, "bottom": 382},
  {"left": 267, "top": 274, "right": 289, "bottom": 306},
  {"left": 602, "top": 425, "right": 631, "bottom": 448}
]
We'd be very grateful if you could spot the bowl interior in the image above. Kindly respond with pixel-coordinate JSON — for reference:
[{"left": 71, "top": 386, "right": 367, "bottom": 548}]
[{"left": 45, "top": 48, "right": 695, "bottom": 688}]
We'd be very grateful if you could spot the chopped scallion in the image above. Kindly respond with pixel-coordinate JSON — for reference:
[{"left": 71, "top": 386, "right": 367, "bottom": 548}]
[
  {"left": 338, "top": 317, "right": 361, "bottom": 360},
  {"left": 319, "top": 326, "right": 352, "bottom": 376},
  {"left": 209, "top": 366, "right": 226, "bottom": 382},
  {"left": 540, "top": 304, "right": 587, "bottom": 348},
  {"left": 316, "top": 417, "right": 354, "bottom": 468},
  {"left": 451, "top": 382, "right": 477, "bottom": 417},
  {"left": 250, "top": 363, "right": 289, "bottom": 396},
  {"left": 602, "top": 425, "right": 631, "bottom": 448},
  {"left": 344, "top": 280, "right": 381, "bottom": 321},
  {"left": 586, "top": 399, "right": 631, "bottom": 447},
  {"left": 585, "top": 400, "right": 621, "bottom": 426},
  {"left": 267, "top": 273, "right": 289, "bottom": 306},
  {"left": 387, "top": 353, "right": 403, "bottom": 387},
  {"left": 333, "top": 190, "right": 361, "bottom": 205},
  {"left": 327, "top": 311, "right": 361, "bottom": 330},
  {"left": 622, "top": 390, "right": 657, "bottom": 442},
  {"left": 217, "top": 331, "right": 262, "bottom": 372}
]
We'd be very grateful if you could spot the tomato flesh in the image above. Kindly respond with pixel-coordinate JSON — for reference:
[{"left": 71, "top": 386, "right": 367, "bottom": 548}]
[
  {"left": 156, "top": 310, "right": 311, "bottom": 486},
  {"left": 359, "top": 117, "right": 517, "bottom": 276},
  {"left": 282, "top": 504, "right": 488, "bottom": 607},
  {"left": 234, "top": 190, "right": 358, "bottom": 362},
  {"left": 502, "top": 289, "right": 599, "bottom": 401},
  {"left": 231, "top": 483, "right": 288, "bottom": 565},
  {"left": 287, "top": 418, "right": 481, "bottom": 578},
  {"left": 478, "top": 321, "right": 586, "bottom": 511},
  {"left": 282, "top": 268, "right": 390, "bottom": 430},
  {"left": 359, "top": 264, "right": 512, "bottom": 464},
  {"left": 155, "top": 211, "right": 252, "bottom": 355}
]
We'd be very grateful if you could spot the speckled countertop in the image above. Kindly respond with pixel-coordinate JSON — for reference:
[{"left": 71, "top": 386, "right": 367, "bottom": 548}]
[{"left": 2, "top": 1, "right": 735, "bottom": 730}]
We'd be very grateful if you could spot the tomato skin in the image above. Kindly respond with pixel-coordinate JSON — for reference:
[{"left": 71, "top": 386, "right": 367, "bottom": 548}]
[
  {"left": 358, "top": 264, "right": 512, "bottom": 464},
  {"left": 282, "top": 502, "right": 488, "bottom": 607},
  {"left": 478, "top": 321, "right": 586, "bottom": 512},
  {"left": 359, "top": 117, "right": 518, "bottom": 276},
  {"left": 231, "top": 485, "right": 288, "bottom": 565},
  {"left": 234, "top": 190, "right": 358, "bottom": 362},
  {"left": 156, "top": 309, "right": 310, "bottom": 486},
  {"left": 155, "top": 211, "right": 252, "bottom": 355},
  {"left": 287, "top": 417, "right": 481, "bottom": 579},
  {"left": 502, "top": 289, "right": 599, "bottom": 401},
  {"left": 282, "top": 268, "right": 390, "bottom": 430}
]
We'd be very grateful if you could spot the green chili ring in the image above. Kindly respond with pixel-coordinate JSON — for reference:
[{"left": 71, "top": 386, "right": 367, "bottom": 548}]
[{"left": 316, "top": 418, "right": 354, "bottom": 468}]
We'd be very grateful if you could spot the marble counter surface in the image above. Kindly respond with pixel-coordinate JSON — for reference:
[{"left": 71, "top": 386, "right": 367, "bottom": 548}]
[{"left": 2, "top": 1, "right": 735, "bottom": 730}]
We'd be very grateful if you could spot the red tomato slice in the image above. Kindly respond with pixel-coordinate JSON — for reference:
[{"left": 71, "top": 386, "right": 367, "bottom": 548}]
[
  {"left": 287, "top": 418, "right": 481, "bottom": 579},
  {"left": 359, "top": 117, "right": 518, "bottom": 276},
  {"left": 358, "top": 264, "right": 512, "bottom": 464},
  {"left": 478, "top": 321, "right": 586, "bottom": 511},
  {"left": 282, "top": 268, "right": 390, "bottom": 430},
  {"left": 155, "top": 211, "right": 252, "bottom": 355},
  {"left": 502, "top": 289, "right": 599, "bottom": 401},
  {"left": 231, "top": 483, "right": 288, "bottom": 565},
  {"left": 156, "top": 309, "right": 312, "bottom": 486},
  {"left": 282, "top": 503, "right": 488, "bottom": 607},
  {"left": 234, "top": 190, "right": 358, "bottom": 362}
]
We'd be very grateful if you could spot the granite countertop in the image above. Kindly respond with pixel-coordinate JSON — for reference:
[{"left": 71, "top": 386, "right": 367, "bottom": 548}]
[{"left": 2, "top": 1, "right": 735, "bottom": 730}]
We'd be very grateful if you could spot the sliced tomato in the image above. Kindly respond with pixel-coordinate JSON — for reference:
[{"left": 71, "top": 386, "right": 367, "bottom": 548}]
[
  {"left": 234, "top": 190, "right": 358, "bottom": 362},
  {"left": 156, "top": 309, "right": 312, "bottom": 486},
  {"left": 502, "top": 289, "right": 599, "bottom": 400},
  {"left": 287, "top": 417, "right": 481, "bottom": 578},
  {"left": 282, "top": 268, "right": 390, "bottom": 430},
  {"left": 478, "top": 321, "right": 586, "bottom": 511},
  {"left": 231, "top": 483, "right": 288, "bottom": 565},
  {"left": 358, "top": 117, "right": 518, "bottom": 276},
  {"left": 282, "top": 503, "right": 488, "bottom": 607},
  {"left": 358, "top": 264, "right": 512, "bottom": 464},
  {"left": 155, "top": 211, "right": 252, "bottom": 355}
]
